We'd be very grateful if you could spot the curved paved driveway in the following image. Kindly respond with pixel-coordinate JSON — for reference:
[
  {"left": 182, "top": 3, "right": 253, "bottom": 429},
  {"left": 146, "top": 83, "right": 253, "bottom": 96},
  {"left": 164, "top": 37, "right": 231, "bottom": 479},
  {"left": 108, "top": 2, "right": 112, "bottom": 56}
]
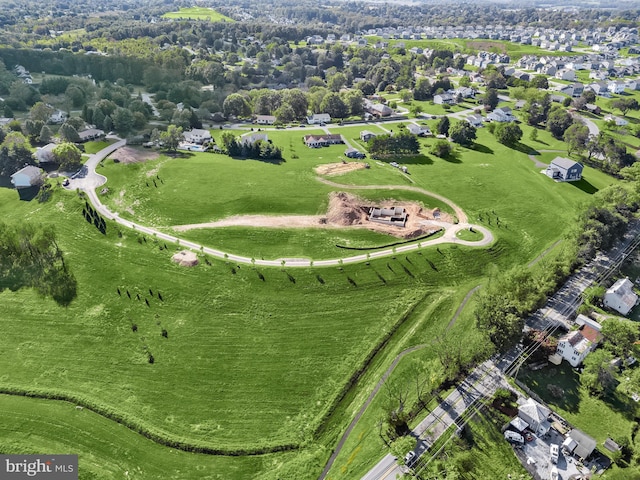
[{"left": 66, "top": 140, "right": 494, "bottom": 267}]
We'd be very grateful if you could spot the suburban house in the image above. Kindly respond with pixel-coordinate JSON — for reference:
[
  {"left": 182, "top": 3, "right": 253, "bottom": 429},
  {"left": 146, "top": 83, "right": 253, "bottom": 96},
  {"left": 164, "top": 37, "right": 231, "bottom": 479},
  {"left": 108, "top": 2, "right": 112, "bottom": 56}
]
[
  {"left": 517, "top": 398, "right": 551, "bottom": 436},
  {"left": 368, "top": 103, "right": 393, "bottom": 117},
  {"left": 584, "top": 103, "right": 602, "bottom": 115},
  {"left": 48, "top": 110, "right": 67, "bottom": 124},
  {"left": 345, "top": 147, "right": 366, "bottom": 159},
  {"left": 604, "top": 278, "right": 638, "bottom": 316},
  {"left": 307, "top": 113, "right": 331, "bottom": 125},
  {"left": 78, "top": 128, "right": 105, "bottom": 142},
  {"left": 604, "top": 114, "right": 628, "bottom": 126},
  {"left": 555, "top": 68, "right": 577, "bottom": 81},
  {"left": 183, "top": 128, "right": 212, "bottom": 144},
  {"left": 240, "top": 133, "right": 268, "bottom": 146},
  {"left": 360, "top": 130, "right": 377, "bottom": 142},
  {"left": 303, "top": 134, "right": 343, "bottom": 148},
  {"left": 407, "top": 123, "right": 431, "bottom": 136},
  {"left": 466, "top": 114, "right": 484, "bottom": 127},
  {"left": 545, "top": 157, "right": 583, "bottom": 182},
  {"left": 566, "top": 429, "right": 597, "bottom": 460},
  {"left": 433, "top": 93, "right": 455, "bottom": 105},
  {"left": 556, "top": 317, "right": 602, "bottom": 367},
  {"left": 35, "top": 143, "right": 57, "bottom": 164},
  {"left": 487, "top": 107, "right": 516, "bottom": 122},
  {"left": 571, "top": 82, "right": 585, "bottom": 97},
  {"left": 10, "top": 165, "right": 43, "bottom": 189},
  {"left": 608, "top": 80, "right": 626, "bottom": 94},
  {"left": 255, "top": 115, "right": 276, "bottom": 125}
]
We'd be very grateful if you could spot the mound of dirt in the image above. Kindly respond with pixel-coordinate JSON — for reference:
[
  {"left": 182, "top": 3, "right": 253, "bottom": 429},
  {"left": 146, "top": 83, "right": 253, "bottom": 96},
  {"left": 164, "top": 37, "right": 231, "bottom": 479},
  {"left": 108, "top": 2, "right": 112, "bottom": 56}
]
[
  {"left": 110, "top": 146, "right": 159, "bottom": 164},
  {"left": 172, "top": 250, "right": 199, "bottom": 267},
  {"left": 326, "top": 192, "right": 368, "bottom": 226},
  {"left": 315, "top": 162, "right": 367, "bottom": 176}
]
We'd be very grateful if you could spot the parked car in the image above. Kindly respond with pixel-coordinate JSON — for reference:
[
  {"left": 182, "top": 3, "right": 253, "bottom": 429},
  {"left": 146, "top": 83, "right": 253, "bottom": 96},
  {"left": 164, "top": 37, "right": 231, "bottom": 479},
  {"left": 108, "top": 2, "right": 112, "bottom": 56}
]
[{"left": 404, "top": 451, "right": 416, "bottom": 465}]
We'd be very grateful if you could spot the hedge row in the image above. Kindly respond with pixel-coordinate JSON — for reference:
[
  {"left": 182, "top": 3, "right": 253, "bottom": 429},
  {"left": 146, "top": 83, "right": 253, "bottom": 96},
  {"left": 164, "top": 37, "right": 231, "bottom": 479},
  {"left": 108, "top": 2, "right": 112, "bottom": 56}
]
[
  {"left": 334, "top": 229, "right": 443, "bottom": 251},
  {"left": 0, "top": 386, "right": 299, "bottom": 456}
]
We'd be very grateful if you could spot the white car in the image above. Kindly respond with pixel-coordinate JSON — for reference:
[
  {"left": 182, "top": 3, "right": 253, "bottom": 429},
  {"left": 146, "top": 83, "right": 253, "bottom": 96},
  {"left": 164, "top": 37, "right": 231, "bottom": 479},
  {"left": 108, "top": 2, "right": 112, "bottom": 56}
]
[{"left": 404, "top": 451, "right": 416, "bottom": 465}]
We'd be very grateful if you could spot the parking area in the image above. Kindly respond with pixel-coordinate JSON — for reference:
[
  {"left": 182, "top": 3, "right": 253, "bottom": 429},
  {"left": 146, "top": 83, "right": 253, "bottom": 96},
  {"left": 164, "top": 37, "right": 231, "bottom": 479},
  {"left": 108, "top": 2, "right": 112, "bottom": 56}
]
[{"left": 513, "top": 427, "right": 612, "bottom": 480}]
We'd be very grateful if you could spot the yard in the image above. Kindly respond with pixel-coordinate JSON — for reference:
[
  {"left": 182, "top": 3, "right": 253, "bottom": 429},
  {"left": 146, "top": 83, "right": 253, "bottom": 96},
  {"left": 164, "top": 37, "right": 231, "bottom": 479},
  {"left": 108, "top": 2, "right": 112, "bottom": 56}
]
[{"left": 520, "top": 361, "right": 640, "bottom": 466}]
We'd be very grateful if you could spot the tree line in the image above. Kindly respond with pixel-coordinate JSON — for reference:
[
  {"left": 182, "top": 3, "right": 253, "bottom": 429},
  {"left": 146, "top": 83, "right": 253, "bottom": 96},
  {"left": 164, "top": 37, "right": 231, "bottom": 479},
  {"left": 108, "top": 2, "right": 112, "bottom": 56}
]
[{"left": 0, "top": 221, "right": 77, "bottom": 306}]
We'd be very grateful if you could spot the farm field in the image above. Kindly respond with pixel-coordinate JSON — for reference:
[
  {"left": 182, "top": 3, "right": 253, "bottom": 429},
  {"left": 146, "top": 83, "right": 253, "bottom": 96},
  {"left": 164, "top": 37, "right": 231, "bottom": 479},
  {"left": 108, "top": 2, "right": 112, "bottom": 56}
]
[{"left": 162, "top": 7, "right": 234, "bottom": 22}]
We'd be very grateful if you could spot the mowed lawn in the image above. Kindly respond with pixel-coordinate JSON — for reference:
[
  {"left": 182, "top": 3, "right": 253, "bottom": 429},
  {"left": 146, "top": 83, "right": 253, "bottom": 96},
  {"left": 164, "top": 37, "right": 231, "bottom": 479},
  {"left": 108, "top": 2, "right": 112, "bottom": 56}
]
[
  {"left": 0, "top": 395, "right": 270, "bottom": 480},
  {"left": 101, "top": 127, "right": 616, "bottom": 263},
  {"left": 0, "top": 186, "right": 450, "bottom": 454},
  {"left": 162, "top": 7, "right": 234, "bottom": 22}
]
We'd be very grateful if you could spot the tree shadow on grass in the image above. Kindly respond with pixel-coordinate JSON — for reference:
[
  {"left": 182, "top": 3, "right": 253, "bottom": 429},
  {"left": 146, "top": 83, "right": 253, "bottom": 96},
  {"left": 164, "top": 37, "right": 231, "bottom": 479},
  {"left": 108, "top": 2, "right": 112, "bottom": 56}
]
[
  {"left": 510, "top": 141, "right": 540, "bottom": 155},
  {"left": 442, "top": 151, "right": 462, "bottom": 163},
  {"left": 470, "top": 143, "right": 494, "bottom": 155},
  {"left": 384, "top": 155, "right": 433, "bottom": 165},
  {"left": 522, "top": 364, "right": 581, "bottom": 412},
  {"left": 603, "top": 388, "right": 640, "bottom": 421},
  {"left": 569, "top": 178, "right": 599, "bottom": 195}
]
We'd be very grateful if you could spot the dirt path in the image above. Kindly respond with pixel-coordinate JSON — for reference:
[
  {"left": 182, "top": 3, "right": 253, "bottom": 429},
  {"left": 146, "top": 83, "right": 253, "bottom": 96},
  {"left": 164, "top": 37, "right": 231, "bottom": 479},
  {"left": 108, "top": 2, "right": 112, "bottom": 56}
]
[
  {"left": 316, "top": 177, "right": 468, "bottom": 223},
  {"left": 318, "top": 283, "right": 483, "bottom": 480},
  {"left": 527, "top": 239, "right": 563, "bottom": 267},
  {"left": 446, "top": 285, "right": 482, "bottom": 329}
]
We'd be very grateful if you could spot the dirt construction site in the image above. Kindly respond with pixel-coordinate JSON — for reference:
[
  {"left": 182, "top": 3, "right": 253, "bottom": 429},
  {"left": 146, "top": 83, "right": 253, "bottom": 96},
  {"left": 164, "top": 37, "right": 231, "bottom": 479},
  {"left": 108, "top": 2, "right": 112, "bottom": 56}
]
[{"left": 173, "top": 192, "right": 451, "bottom": 239}]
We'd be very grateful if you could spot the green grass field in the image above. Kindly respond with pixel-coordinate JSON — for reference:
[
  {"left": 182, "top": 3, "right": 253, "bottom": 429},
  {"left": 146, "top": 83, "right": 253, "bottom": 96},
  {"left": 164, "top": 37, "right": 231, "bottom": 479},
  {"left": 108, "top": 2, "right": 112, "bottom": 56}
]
[
  {"left": 162, "top": 7, "right": 234, "bottom": 23},
  {"left": 0, "top": 118, "right": 622, "bottom": 479}
]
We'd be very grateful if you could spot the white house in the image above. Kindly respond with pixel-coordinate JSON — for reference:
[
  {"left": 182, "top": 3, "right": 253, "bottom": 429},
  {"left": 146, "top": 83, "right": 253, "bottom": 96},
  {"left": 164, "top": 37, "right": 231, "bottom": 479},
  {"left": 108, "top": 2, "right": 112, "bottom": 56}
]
[
  {"left": 10, "top": 165, "right": 43, "bottom": 189},
  {"left": 406, "top": 123, "right": 431, "bottom": 136},
  {"left": 183, "top": 128, "right": 212, "bottom": 144},
  {"left": 255, "top": 115, "right": 276, "bottom": 125},
  {"left": 487, "top": 107, "right": 515, "bottom": 122},
  {"left": 49, "top": 110, "right": 67, "bottom": 124},
  {"left": 545, "top": 157, "right": 583, "bottom": 182},
  {"left": 35, "top": 143, "right": 57, "bottom": 164},
  {"left": 240, "top": 133, "right": 268, "bottom": 146},
  {"left": 604, "top": 278, "right": 638, "bottom": 316},
  {"left": 608, "top": 80, "right": 626, "bottom": 94},
  {"left": 307, "top": 113, "right": 331, "bottom": 125},
  {"left": 556, "top": 323, "right": 601, "bottom": 367},
  {"left": 518, "top": 398, "right": 551, "bottom": 436}
]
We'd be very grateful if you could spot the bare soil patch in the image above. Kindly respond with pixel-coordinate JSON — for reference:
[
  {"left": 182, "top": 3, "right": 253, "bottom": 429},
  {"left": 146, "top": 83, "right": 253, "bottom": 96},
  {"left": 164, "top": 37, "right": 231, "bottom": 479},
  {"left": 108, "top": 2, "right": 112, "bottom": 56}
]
[
  {"left": 174, "top": 192, "right": 451, "bottom": 239},
  {"left": 466, "top": 41, "right": 508, "bottom": 53},
  {"left": 172, "top": 250, "right": 199, "bottom": 267},
  {"left": 110, "top": 147, "right": 159, "bottom": 165},
  {"left": 315, "top": 162, "right": 367, "bottom": 176}
]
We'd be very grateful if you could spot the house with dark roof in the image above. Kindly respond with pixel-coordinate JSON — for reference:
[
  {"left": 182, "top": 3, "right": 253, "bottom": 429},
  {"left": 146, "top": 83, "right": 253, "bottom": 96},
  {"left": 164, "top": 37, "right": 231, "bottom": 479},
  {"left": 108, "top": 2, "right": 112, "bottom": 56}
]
[
  {"left": 568, "top": 429, "right": 597, "bottom": 460},
  {"left": 78, "top": 128, "right": 105, "bottom": 142},
  {"left": 545, "top": 157, "right": 583, "bottom": 182}
]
